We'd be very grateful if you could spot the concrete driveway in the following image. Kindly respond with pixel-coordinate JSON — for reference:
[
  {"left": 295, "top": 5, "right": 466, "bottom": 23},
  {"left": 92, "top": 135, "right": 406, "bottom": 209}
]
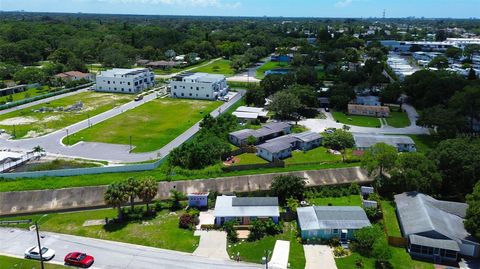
[
  {"left": 196, "top": 210, "right": 215, "bottom": 230},
  {"left": 0, "top": 228, "right": 259, "bottom": 269},
  {"left": 303, "top": 245, "right": 337, "bottom": 269},
  {"left": 193, "top": 231, "right": 230, "bottom": 261},
  {"left": 269, "top": 240, "right": 290, "bottom": 269}
]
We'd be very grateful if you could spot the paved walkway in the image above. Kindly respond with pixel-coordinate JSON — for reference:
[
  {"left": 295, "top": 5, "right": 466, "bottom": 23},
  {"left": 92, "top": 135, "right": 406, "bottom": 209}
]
[
  {"left": 0, "top": 89, "right": 244, "bottom": 163},
  {"left": 193, "top": 231, "right": 230, "bottom": 261},
  {"left": 269, "top": 240, "right": 290, "bottom": 269},
  {"left": 0, "top": 227, "right": 259, "bottom": 269},
  {"left": 299, "top": 104, "right": 429, "bottom": 135},
  {"left": 303, "top": 245, "right": 337, "bottom": 269}
]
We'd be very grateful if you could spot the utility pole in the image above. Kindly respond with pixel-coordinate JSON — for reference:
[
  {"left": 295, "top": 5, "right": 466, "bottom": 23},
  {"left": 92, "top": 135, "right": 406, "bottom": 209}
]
[
  {"left": 12, "top": 124, "right": 16, "bottom": 138},
  {"left": 66, "top": 129, "right": 69, "bottom": 145},
  {"left": 129, "top": 136, "right": 132, "bottom": 152},
  {"left": 35, "top": 221, "right": 45, "bottom": 269}
]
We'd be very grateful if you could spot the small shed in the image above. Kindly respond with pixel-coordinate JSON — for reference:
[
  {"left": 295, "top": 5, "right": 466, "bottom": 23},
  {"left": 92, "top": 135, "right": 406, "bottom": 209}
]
[{"left": 187, "top": 192, "right": 209, "bottom": 208}]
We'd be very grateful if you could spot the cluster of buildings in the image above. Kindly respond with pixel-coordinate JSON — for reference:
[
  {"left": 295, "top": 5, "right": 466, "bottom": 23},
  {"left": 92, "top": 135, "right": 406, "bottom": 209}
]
[
  {"left": 387, "top": 53, "right": 417, "bottom": 79},
  {"left": 380, "top": 38, "right": 480, "bottom": 53},
  {"left": 95, "top": 68, "right": 155, "bottom": 94},
  {"left": 169, "top": 72, "right": 228, "bottom": 101}
]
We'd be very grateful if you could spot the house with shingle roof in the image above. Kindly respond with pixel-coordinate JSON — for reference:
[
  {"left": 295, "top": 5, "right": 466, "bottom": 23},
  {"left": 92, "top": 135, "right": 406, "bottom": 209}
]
[
  {"left": 297, "top": 206, "right": 371, "bottom": 241},
  {"left": 214, "top": 196, "right": 280, "bottom": 226},
  {"left": 256, "top": 131, "right": 322, "bottom": 162},
  {"left": 395, "top": 192, "right": 480, "bottom": 263},
  {"left": 354, "top": 134, "right": 416, "bottom": 152},
  {"left": 228, "top": 122, "right": 291, "bottom": 147}
]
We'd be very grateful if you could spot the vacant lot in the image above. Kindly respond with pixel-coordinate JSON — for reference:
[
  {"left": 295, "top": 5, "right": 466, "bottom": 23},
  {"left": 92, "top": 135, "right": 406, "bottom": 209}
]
[
  {"left": 191, "top": 59, "right": 234, "bottom": 76},
  {"left": 332, "top": 111, "right": 381, "bottom": 128},
  {"left": 0, "top": 255, "right": 66, "bottom": 269},
  {"left": 0, "top": 92, "right": 132, "bottom": 138},
  {"left": 0, "top": 86, "right": 58, "bottom": 104},
  {"left": 255, "top": 61, "right": 290, "bottom": 79},
  {"left": 152, "top": 61, "right": 206, "bottom": 75},
  {"left": 65, "top": 98, "right": 222, "bottom": 152}
]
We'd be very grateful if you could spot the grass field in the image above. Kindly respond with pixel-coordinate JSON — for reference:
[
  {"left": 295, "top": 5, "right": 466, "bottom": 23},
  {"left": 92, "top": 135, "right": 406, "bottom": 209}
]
[
  {"left": 0, "top": 255, "right": 66, "bottom": 269},
  {"left": 405, "top": 135, "right": 439, "bottom": 153},
  {"left": 332, "top": 111, "right": 381, "bottom": 128},
  {"left": 232, "top": 153, "right": 268, "bottom": 165},
  {"left": 0, "top": 208, "right": 199, "bottom": 253},
  {"left": 0, "top": 92, "right": 133, "bottom": 139},
  {"left": 309, "top": 194, "right": 362, "bottom": 207},
  {"left": 380, "top": 200, "right": 402, "bottom": 237},
  {"left": 64, "top": 98, "right": 222, "bottom": 152},
  {"left": 285, "top": 147, "right": 342, "bottom": 164},
  {"left": 255, "top": 61, "right": 290, "bottom": 79},
  {"left": 386, "top": 107, "right": 410, "bottom": 128},
  {"left": 191, "top": 59, "right": 234, "bottom": 76},
  {"left": 0, "top": 86, "right": 57, "bottom": 104},
  {"left": 152, "top": 61, "right": 206, "bottom": 75},
  {"left": 227, "top": 222, "right": 305, "bottom": 269}
]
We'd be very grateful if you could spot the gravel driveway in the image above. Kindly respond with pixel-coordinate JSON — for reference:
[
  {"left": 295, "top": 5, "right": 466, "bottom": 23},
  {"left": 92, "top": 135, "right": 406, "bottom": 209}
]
[{"left": 304, "top": 245, "right": 337, "bottom": 269}]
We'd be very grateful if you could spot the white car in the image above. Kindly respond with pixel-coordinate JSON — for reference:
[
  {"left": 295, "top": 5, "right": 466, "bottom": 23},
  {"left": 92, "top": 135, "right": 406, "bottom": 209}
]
[{"left": 24, "top": 246, "right": 55, "bottom": 261}]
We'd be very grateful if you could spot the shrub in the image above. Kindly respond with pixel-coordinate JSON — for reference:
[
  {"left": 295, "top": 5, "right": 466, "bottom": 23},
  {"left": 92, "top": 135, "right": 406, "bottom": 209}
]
[
  {"left": 355, "top": 258, "right": 364, "bottom": 268},
  {"left": 333, "top": 246, "right": 349, "bottom": 257},
  {"left": 224, "top": 220, "right": 239, "bottom": 243},
  {"left": 375, "top": 260, "right": 393, "bottom": 269},
  {"left": 327, "top": 236, "right": 340, "bottom": 247},
  {"left": 179, "top": 213, "right": 196, "bottom": 229},
  {"left": 247, "top": 219, "right": 282, "bottom": 242},
  {"left": 365, "top": 207, "right": 383, "bottom": 222},
  {"left": 352, "top": 226, "right": 382, "bottom": 257}
]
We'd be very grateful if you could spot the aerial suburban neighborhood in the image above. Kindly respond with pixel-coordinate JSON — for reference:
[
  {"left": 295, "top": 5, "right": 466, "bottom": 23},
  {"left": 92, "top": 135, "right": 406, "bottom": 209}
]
[{"left": 0, "top": 1, "right": 479, "bottom": 269}]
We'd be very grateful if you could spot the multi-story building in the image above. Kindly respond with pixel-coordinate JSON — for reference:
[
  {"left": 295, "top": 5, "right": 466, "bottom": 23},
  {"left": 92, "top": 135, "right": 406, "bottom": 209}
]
[
  {"left": 95, "top": 68, "right": 155, "bottom": 94},
  {"left": 169, "top": 72, "right": 228, "bottom": 100}
]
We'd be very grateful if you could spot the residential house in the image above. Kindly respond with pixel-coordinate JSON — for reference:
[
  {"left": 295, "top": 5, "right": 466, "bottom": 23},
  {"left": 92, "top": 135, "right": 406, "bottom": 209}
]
[
  {"left": 297, "top": 206, "right": 371, "bottom": 241},
  {"left": 354, "top": 134, "right": 416, "bottom": 152},
  {"left": 270, "top": 54, "right": 292, "bottom": 62},
  {"left": 214, "top": 196, "right": 280, "bottom": 226},
  {"left": 187, "top": 192, "right": 209, "bottom": 208},
  {"left": 348, "top": 104, "right": 390, "bottom": 117},
  {"left": 232, "top": 106, "right": 269, "bottom": 122},
  {"left": 95, "top": 68, "right": 155, "bottom": 94},
  {"left": 228, "top": 122, "right": 291, "bottom": 147},
  {"left": 256, "top": 131, "right": 322, "bottom": 162},
  {"left": 170, "top": 72, "right": 228, "bottom": 101},
  {"left": 54, "top": 71, "right": 94, "bottom": 82},
  {"left": 146, "top": 61, "right": 181, "bottom": 70},
  {"left": 395, "top": 192, "right": 480, "bottom": 263}
]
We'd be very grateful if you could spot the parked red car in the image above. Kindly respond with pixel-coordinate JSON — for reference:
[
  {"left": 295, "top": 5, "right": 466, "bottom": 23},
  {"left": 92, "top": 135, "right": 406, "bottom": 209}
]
[{"left": 64, "top": 252, "right": 94, "bottom": 268}]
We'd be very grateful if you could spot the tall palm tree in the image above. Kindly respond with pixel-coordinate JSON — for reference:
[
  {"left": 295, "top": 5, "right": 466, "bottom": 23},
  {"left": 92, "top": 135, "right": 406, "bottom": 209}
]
[
  {"left": 104, "top": 182, "right": 129, "bottom": 221},
  {"left": 138, "top": 177, "right": 158, "bottom": 213},
  {"left": 124, "top": 177, "right": 140, "bottom": 211}
]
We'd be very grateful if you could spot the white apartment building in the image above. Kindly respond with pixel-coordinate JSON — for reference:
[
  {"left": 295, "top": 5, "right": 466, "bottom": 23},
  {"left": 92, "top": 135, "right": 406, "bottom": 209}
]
[
  {"left": 95, "top": 68, "right": 155, "bottom": 94},
  {"left": 169, "top": 72, "right": 228, "bottom": 100}
]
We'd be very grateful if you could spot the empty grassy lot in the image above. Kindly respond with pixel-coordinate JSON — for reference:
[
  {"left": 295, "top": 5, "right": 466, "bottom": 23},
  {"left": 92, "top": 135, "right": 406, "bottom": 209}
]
[
  {"left": 64, "top": 98, "right": 222, "bottom": 152},
  {"left": 0, "top": 92, "right": 133, "bottom": 139},
  {"left": 152, "top": 61, "right": 207, "bottom": 75},
  {"left": 386, "top": 107, "right": 410, "bottom": 128},
  {"left": 0, "top": 255, "right": 66, "bottom": 269},
  {"left": 0, "top": 86, "right": 57, "bottom": 104},
  {"left": 0, "top": 208, "right": 199, "bottom": 253},
  {"left": 191, "top": 59, "right": 234, "bottom": 76},
  {"left": 332, "top": 111, "right": 381, "bottom": 128},
  {"left": 255, "top": 61, "right": 290, "bottom": 79}
]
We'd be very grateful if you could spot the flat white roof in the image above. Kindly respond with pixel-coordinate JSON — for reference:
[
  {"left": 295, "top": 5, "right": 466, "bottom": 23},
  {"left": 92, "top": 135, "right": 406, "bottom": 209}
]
[
  {"left": 232, "top": 111, "right": 259, "bottom": 119},
  {"left": 235, "top": 106, "right": 268, "bottom": 117}
]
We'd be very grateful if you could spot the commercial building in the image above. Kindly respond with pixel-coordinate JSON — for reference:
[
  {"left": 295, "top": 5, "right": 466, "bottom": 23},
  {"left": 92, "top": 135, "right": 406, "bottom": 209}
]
[
  {"left": 170, "top": 72, "right": 228, "bottom": 101},
  {"left": 354, "top": 134, "right": 416, "bottom": 152},
  {"left": 297, "top": 206, "right": 371, "bottom": 241},
  {"left": 395, "top": 192, "right": 480, "bottom": 263},
  {"left": 95, "top": 68, "right": 155, "bottom": 94},
  {"left": 214, "top": 196, "right": 280, "bottom": 226}
]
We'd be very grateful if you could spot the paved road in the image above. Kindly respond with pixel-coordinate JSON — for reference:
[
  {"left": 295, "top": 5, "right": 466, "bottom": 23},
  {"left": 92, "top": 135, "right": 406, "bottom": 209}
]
[
  {"left": 155, "top": 58, "right": 223, "bottom": 80},
  {"left": 0, "top": 227, "right": 260, "bottom": 269},
  {"left": 299, "top": 104, "right": 429, "bottom": 135},
  {"left": 0, "top": 88, "right": 89, "bottom": 116},
  {"left": 0, "top": 90, "right": 244, "bottom": 163}
]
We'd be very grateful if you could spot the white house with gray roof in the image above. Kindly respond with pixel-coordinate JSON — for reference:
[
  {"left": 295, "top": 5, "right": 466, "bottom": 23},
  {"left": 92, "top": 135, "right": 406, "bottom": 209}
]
[
  {"left": 354, "top": 134, "right": 416, "bottom": 152},
  {"left": 395, "top": 192, "right": 480, "bottom": 263},
  {"left": 214, "top": 196, "right": 280, "bottom": 226},
  {"left": 297, "top": 206, "right": 371, "bottom": 241},
  {"left": 256, "top": 131, "right": 322, "bottom": 162}
]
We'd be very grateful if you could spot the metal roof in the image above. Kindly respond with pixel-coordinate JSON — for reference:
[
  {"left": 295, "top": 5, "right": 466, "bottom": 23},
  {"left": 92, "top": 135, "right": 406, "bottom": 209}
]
[
  {"left": 235, "top": 106, "right": 268, "bottom": 117},
  {"left": 214, "top": 196, "right": 280, "bottom": 218},
  {"left": 354, "top": 134, "right": 415, "bottom": 148},
  {"left": 232, "top": 112, "right": 259, "bottom": 119},
  {"left": 395, "top": 192, "right": 478, "bottom": 246},
  {"left": 297, "top": 206, "right": 371, "bottom": 231},
  {"left": 232, "top": 197, "right": 278, "bottom": 207},
  {"left": 292, "top": 131, "right": 322, "bottom": 143},
  {"left": 409, "top": 235, "right": 460, "bottom": 252},
  {"left": 229, "top": 129, "right": 256, "bottom": 140},
  {"left": 257, "top": 141, "right": 292, "bottom": 153}
]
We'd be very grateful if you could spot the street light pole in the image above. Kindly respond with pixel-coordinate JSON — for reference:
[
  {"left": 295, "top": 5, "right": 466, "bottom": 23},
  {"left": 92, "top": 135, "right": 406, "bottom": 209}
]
[
  {"left": 66, "top": 129, "right": 69, "bottom": 145},
  {"left": 129, "top": 136, "right": 132, "bottom": 152},
  {"left": 35, "top": 221, "right": 45, "bottom": 269}
]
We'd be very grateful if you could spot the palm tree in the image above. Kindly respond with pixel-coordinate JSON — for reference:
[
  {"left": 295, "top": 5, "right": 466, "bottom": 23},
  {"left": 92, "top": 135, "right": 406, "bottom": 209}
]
[
  {"left": 138, "top": 178, "right": 158, "bottom": 213},
  {"left": 124, "top": 178, "right": 140, "bottom": 211},
  {"left": 32, "top": 145, "right": 45, "bottom": 153},
  {"left": 104, "top": 182, "right": 129, "bottom": 221}
]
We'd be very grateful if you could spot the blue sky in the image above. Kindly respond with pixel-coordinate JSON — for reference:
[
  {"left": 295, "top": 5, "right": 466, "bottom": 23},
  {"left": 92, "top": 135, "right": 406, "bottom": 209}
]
[{"left": 0, "top": 0, "right": 478, "bottom": 18}]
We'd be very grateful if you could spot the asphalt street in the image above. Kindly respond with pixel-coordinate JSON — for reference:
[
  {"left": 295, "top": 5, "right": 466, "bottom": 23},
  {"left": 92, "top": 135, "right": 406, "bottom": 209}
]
[{"left": 0, "top": 227, "right": 260, "bottom": 269}]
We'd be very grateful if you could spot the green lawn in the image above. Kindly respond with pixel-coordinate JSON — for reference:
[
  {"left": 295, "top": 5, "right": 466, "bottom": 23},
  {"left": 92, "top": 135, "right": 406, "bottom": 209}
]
[
  {"left": 386, "top": 107, "right": 410, "bottom": 128},
  {"left": 0, "top": 208, "right": 199, "bottom": 253},
  {"left": 309, "top": 194, "right": 362, "bottom": 206},
  {"left": 0, "top": 255, "right": 66, "bottom": 269},
  {"left": 285, "top": 147, "right": 342, "bottom": 165},
  {"left": 0, "top": 86, "right": 57, "bottom": 104},
  {"left": 152, "top": 61, "right": 207, "bottom": 75},
  {"left": 255, "top": 61, "right": 290, "bottom": 79},
  {"left": 332, "top": 111, "right": 381, "bottom": 128},
  {"left": 191, "top": 59, "right": 234, "bottom": 76},
  {"left": 0, "top": 92, "right": 133, "bottom": 139},
  {"left": 380, "top": 200, "right": 402, "bottom": 237},
  {"left": 233, "top": 153, "right": 268, "bottom": 165},
  {"left": 227, "top": 222, "right": 305, "bottom": 269},
  {"left": 64, "top": 98, "right": 222, "bottom": 152},
  {"left": 406, "top": 135, "right": 439, "bottom": 153}
]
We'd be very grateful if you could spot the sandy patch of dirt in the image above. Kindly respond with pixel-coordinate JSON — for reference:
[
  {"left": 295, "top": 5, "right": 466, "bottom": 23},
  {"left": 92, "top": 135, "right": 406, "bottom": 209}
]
[
  {"left": 41, "top": 115, "right": 61, "bottom": 123},
  {"left": 0, "top": 116, "right": 36, "bottom": 125}
]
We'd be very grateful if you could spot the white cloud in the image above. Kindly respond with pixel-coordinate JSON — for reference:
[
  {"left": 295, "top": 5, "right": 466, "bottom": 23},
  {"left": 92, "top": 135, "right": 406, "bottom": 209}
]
[
  {"left": 91, "top": 0, "right": 241, "bottom": 8},
  {"left": 334, "top": 0, "right": 353, "bottom": 8}
]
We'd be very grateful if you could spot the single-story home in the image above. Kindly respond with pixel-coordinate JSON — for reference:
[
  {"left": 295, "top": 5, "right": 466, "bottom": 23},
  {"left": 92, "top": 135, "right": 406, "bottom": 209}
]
[
  {"left": 297, "top": 206, "right": 371, "bottom": 241},
  {"left": 214, "top": 196, "right": 280, "bottom": 226},
  {"left": 395, "top": 192, "right": 480, "bottom": 263},
  {"left": 54, "top": 71, "right": 94, "bottom": 82},
  {"left": 146, "top": 60, "right": 182, "bottom": 69},
  {"left": 256, "top": 131, "right": 323, "bottom": 162},
  {"left": 232, "top": 106, "right": 269, "bottom": 122},
  {"left": 228, "top": 122, "right": 291, "bottom": 147},
  {"left": 270, "top": 54, "right": 292, "bottom": 62},
  {"left": 354, "top": 134, "right": 416, "bottom": 152},
  {"left": 187, "top": 192, "right": 209, "bottom": 208},
  {"left": 354, "top": 96, "right": 382, "bottom": 106},
  {"left": 348, "top": 104, "right": 390, "bottom": 117}
]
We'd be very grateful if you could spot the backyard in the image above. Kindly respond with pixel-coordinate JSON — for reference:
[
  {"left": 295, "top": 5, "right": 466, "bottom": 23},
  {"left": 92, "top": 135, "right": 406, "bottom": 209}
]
[
  {"left": 227, "top": 221, "right": 305, "bottom": 269},
  {"left": 0, "top": 86, "right": 58, "bottom": 104},
  {"left": 0, "top": 255, "right": 66, "bottom": 269},
  {"left": 231, "top": 153, "right": 268, "bottom": 166},
  {"left": 191, "top": 59, "right": 234, "bottom": 76},
  {"left": 332, "top": 111, "right": 381, "bottom": 128},
  {"left": 385, "top": 107, "right": 410, "bottom": 128},
  {"left": 64, "top": 98, "right": 222, "bottom": 152},
  {"left": 0, "top": 208, "right": 200, "bottom": 253},
  {"left": 309, "top": 194, "right": 362, "bottom": 207},
  {"left": 0, "top": 92, "right": 133, "bottom": 138},
  {"left": 255, "top": 61, "right": 290, "bottom": 79}
]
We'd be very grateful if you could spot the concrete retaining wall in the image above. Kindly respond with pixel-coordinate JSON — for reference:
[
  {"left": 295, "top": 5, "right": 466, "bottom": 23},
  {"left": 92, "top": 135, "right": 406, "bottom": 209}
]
[{"left": 0, "top": 167, "right": 372, "bottom": 216}]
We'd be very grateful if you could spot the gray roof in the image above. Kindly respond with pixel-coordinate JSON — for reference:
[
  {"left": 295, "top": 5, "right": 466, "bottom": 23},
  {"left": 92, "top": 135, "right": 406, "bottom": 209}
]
[
  {"left": 214, "top": 196, "right": 280, "bottom": 218},
  {"left": 354, "top": 134, "right": 415, "bottom": 148},
  {"left": 292, "top": 131, "right": 322, "bottom": 143},
  {"left": 263, "top": 122, "right": 291, "bottom": 132},
  {"left": 257, "top": 141, "right": 292, "bottom": 153},
  {"left": 297, "top": 206, "right": 371, "bottom": 231},
  {"left": 229, "top": 129, "right": 256, "bottom": 140},
  {"left": 409, "top": 234, "right": 460, "bottom": 252},
  {"left": 395, "top": 192, "right": 478, "bottom": 246},
  {"left": 229, "top": 122, "right": 291, "bottom": 141},
  {"left": 266, "top": 135, "right": 299, "bottom": 145}
]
